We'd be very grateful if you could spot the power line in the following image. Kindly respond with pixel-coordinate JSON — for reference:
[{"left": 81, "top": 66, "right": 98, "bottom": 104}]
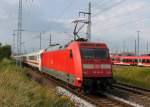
[
  {"left": 12, "top": 31, "right": 16, "bottom": 55},
  {"left": 92, "top": 0, "right": 106, "bottom": 9},
  {"left": 49, "top": 34, "right": 52, "bottom": 46},
  {"left": 16, "top": 0, "right": 34, "bottom": 66},
  {"left": 135, "top": 40, "right": 137, "bottom": 55},
  {"left": 20, "top": 30, "right": 46, "bottom": 43},
  {"left": 58, "top": 0, "right": 75, "bottom": 18},
  {"left": 17, "top": 0, "right": 23, "bottom": 66},
  {"left": 95, "top": 17, "right": 150, "bottom": 33},
  {"left": 93, "top": 5, "right": 150, "bottom": 24},
  {"left": 92, "top": 0, "right": 126, "bottom": 17},
  {"left": 146, "top": 40, "right": 149, "bottom": 54},
  {"left": 137, "top": 30, "right": 140, "bottom": 63}
]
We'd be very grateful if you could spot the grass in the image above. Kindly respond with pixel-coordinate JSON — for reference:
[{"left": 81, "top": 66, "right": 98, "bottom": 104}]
[
  {"left": 113, "top": 65, "right": 150, "bottom": 89},
  {"left": 0, "top": 59, "right": 74, "bottom": 107}
]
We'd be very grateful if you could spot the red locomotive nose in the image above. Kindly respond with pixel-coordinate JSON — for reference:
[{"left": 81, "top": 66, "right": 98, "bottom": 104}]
[{"left": 80, "top": 46, "right": 112, "bottom": 78}]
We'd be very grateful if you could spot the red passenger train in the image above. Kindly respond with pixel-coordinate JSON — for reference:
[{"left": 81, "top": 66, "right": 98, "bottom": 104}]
[
  {"left": 111, "top": 55, "right": 150, "bottom": 67},
  {"left": 16, "top": 39, "right": 114, "bottom": 92}
]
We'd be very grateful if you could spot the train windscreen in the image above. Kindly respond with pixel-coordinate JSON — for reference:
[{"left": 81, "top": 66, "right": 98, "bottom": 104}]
[{"left": 81, "top": 48, "right": 109, "bottom": 59}]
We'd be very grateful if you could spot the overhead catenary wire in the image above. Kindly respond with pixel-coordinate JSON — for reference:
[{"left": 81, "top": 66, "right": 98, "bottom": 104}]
[
  {"left": 57, "top": 0, "right": 76, "bottom": 19},
  {"left": 92, "top": 0, "right": 127, "bottom": 17},
  {"left": 95, "top": 17, "right": 150, "bottom": 33},
  {"left": 92, "top": 5, "right": 150, "bottom": 25},
  {"left": 92, "top": 0, "right": 106, "bottom": 9},
  {"left": 14, "top": 1, "right": 150, "bottom": 54}
]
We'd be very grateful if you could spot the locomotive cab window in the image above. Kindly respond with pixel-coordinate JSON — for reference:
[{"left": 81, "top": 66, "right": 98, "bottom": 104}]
[{"left": 80, "top": 48, "right": 109, "bottom": 59}]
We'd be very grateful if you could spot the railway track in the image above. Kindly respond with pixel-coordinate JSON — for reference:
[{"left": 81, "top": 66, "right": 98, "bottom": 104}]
[
  {"left": 114, "top": 83, "right": 150, "bottom": 97},
  {"left": 26, "top": 69, "right": 135, "bottom": 107},
  {"left": 82, "top": 94, "right": 134, "bottom": 107},
  {"left": 111, "top": 83, "right": 150, "bottom": 107}
]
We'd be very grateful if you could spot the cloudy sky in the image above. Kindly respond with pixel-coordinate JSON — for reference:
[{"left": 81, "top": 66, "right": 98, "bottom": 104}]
[{"left": 0, "top": 0, "right": 150, "bottom": 54}]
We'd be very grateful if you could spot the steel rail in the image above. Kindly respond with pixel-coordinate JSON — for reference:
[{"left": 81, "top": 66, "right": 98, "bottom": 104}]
[{"left": 113, "top": 83, "right": 150, "bottom": 97}]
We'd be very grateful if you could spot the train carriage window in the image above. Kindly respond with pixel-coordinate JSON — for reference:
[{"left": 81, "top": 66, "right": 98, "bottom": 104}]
[
  {"left": 29, "top": 56, "right": 37, "bottom": 60},
  {"left": 123, "top": 59, "right": 125, "bottom": 62},
  {"left": 145, "top": 60, "right": 148, "bottom": 63},
  {"left": 117, "top": 58, "right": 120, "bottom": 61},
  {"left": 146, "top": 59, "right": 150, "bottom": 63},
  {"left": 126, "top": 59, "right": 129, "bottom": 62},
  {"left": 142, "top": 59, "right": 145, "bottom": 63}
]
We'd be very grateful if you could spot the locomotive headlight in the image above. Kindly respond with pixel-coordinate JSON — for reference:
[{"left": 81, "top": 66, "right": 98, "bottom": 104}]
[
  {"left": 76, "top": 77, "right": 82, "bottom": 83},
  {"left": 100, "top": 64, "right": 111, "bottom": 69}
]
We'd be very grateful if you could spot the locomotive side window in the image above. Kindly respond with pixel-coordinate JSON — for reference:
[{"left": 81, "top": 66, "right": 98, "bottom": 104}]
[
  {"left": 70, "top": 49, "right": 73, "bottom": 58},
  {"left": 80, "top": 48, "right": 109, "bottom": 59}
]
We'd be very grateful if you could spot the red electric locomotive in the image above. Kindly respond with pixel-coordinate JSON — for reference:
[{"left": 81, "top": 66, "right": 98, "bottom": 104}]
[{"left": 41, "top": 40, "right": 113, "bottom": 92}]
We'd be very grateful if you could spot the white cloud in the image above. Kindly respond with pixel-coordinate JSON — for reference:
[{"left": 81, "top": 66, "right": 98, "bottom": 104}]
[
  {"left": 89, "top": 0, "right": 150, "bottom": 53},
  {"left": 92, "top": 0, "right": 149, "bottom": 33},
  {"left": 0, "top": 0, "right": 150, "bottom": 53}
]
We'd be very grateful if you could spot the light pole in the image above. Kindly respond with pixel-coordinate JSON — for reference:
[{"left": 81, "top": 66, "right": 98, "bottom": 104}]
[{"left": 137, "top": 30, "right": 140, "bottom": 63}]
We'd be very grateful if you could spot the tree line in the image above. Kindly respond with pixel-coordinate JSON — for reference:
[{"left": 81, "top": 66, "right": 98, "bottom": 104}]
[{"left": 0, "top": 43, "right": 11, "bottom": 59}]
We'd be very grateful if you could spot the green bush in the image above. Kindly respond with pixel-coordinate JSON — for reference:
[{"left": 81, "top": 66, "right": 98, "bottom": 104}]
[{"left": 0, "top": 44, "right": 11, "bottom": 60}]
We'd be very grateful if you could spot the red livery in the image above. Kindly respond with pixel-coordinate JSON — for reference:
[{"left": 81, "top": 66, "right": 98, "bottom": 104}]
[
  {"left": 16, "top": 40, "right": 114, "bottom": 92},
  {"left": 111, "top": 55, "right": 150, "bottom": 67}
]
